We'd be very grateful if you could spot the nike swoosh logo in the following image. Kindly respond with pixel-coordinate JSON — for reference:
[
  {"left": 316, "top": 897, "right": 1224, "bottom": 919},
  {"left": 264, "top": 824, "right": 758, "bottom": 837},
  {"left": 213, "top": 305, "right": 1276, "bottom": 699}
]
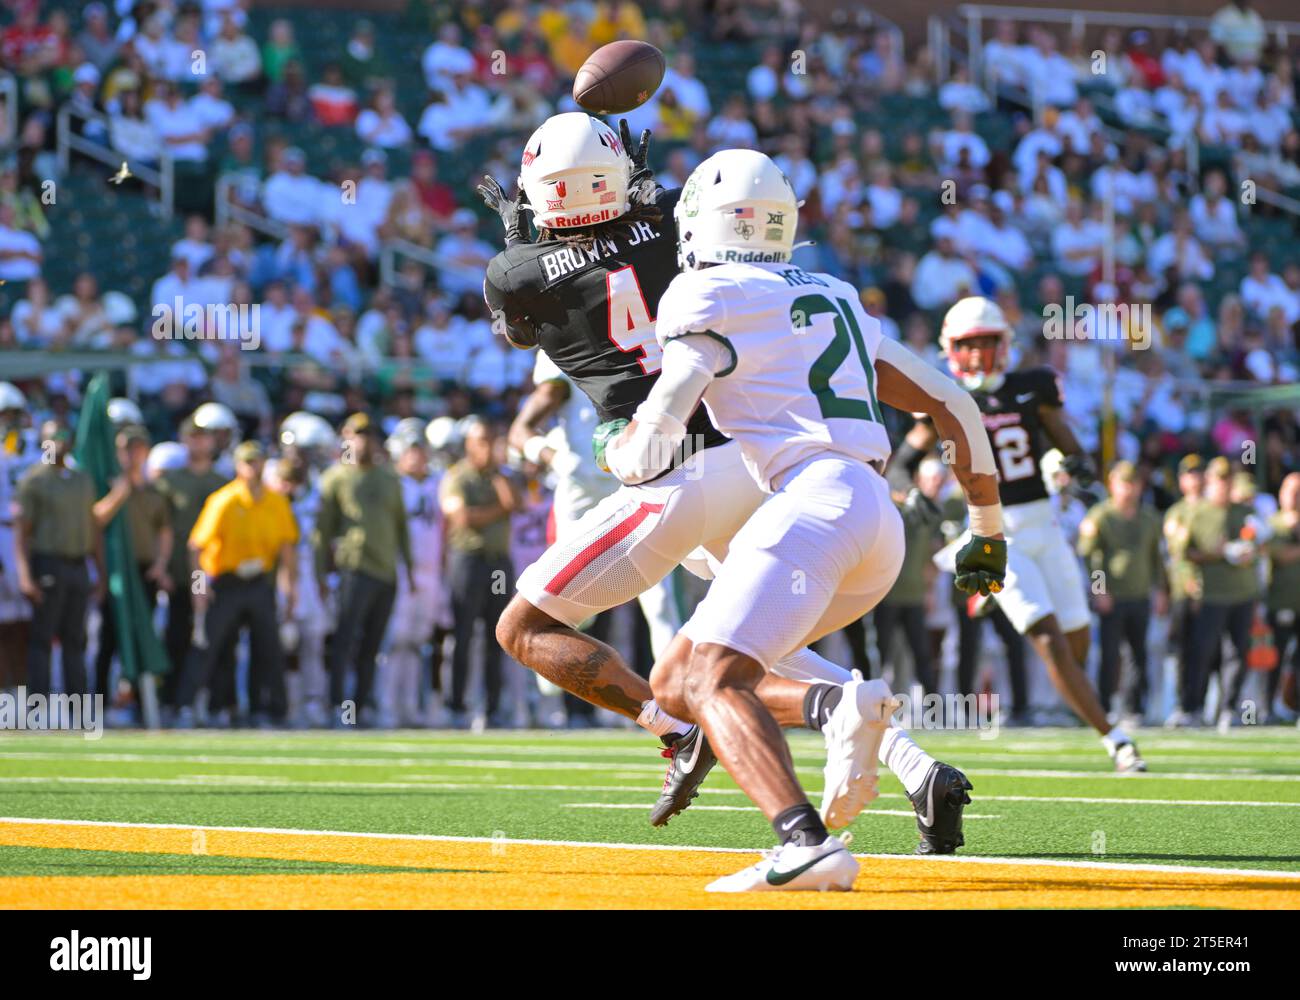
[
  {"left": 676, "top": 731, "right": 702, "bottom": 774},
  {"left": 779, "top": 816, "right": 801, "bottom": 832},
  {"left": 917, "top": 779, "right": 936, "bottom": 830},
  {"left": 766, "top": 849, "right": 841, "bottom": 886}
]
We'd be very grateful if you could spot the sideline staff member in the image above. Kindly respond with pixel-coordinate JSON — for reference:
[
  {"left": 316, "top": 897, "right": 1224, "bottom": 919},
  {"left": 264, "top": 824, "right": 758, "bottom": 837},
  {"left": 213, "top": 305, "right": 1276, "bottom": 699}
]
[{"left": 178, "top": 441, "right": 299, "bottom": 722}]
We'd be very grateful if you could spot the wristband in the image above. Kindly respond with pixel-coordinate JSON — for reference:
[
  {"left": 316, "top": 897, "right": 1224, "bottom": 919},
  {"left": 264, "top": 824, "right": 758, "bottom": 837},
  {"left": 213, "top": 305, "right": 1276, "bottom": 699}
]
[
  {"left": 522, "top": 435, "right": 549, "bottom": 464},
  {"left": 968, "top": 503, "right": 1003, "bottom": 537}
]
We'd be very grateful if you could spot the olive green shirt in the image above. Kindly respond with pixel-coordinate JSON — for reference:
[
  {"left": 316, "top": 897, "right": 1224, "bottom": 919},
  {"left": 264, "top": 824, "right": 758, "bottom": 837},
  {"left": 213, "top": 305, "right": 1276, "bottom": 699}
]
[
  {"left": 1186, "top": 501, "right": 1258, "bottom": 604},
  {"left": 314, "top": 463, "right": 410, "bottom": 583},
  {"left": 123, "top": 483, "right": 169, "bottom": 565},
  {"left": 884, "top": 501, "right": 936, "bottom": 606},
  {"left": 1077, "top": 500, "right": 1167, "bottom": 601},
  {"left": 1266, "top": 511, "right": 1300, "bottom": 611},
  {"left": 1162, "top": 497, "right": 1200, "bottom": 600},
  {"left": 155, "top": 466, "right": 228, "bottom": 582},
  {"left": 16, "top": 463, "right": 96, "bottom": 558},
  {"left": 443, "top": 460, "right": 511, "bottom": 558}
]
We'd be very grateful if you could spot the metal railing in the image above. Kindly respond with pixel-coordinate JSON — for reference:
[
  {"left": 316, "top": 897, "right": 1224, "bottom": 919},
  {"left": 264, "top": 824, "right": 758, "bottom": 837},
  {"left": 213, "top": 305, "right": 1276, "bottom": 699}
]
[
  {"left": 55, "top": 103, "right": 174, "bottom": 219},
  {"left": 0, "top": 71, "right": 17, "bottom": 148}
]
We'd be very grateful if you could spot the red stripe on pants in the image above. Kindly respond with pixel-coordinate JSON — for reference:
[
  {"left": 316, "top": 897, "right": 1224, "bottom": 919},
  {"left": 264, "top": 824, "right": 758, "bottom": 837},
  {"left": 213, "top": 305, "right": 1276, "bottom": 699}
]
[{"left": 544, "top": 502, "right": 664, "bottom": 596}]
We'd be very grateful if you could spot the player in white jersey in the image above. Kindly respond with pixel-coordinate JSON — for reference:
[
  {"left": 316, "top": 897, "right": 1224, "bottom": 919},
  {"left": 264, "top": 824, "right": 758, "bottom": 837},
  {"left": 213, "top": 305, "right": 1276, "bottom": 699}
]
[
  {"left": 383, "top": 421, "right": 451, "bottom": 727},
  {"left": 603, "top": 149, "right": 1006, "bottom": 891},
  {"left": 0, "top": 383, "right": 38, "bottom": 689}
]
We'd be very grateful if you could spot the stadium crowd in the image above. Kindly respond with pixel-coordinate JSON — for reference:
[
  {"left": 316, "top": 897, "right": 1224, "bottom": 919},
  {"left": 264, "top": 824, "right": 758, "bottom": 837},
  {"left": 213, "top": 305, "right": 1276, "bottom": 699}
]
[{"left": 0, "top": 0, "right": 1297, "bottom": 730}]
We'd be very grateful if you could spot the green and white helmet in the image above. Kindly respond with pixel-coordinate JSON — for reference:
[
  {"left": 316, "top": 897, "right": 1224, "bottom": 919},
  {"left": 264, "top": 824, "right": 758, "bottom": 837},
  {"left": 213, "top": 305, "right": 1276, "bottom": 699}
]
[{"left": 674, "top": 148, "right": 799, "bottom": 270}]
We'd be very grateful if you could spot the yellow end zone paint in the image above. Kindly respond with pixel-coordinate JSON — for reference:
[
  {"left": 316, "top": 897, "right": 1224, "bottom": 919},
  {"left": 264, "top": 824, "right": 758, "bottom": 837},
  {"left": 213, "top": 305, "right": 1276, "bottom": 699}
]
[{"left": 0, "top": 820, "right": 1297, "bottom": 910}]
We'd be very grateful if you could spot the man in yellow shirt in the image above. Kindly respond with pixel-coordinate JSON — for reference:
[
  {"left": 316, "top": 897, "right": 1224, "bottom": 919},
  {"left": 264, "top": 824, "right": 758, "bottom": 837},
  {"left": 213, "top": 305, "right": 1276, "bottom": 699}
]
[{"left": 175, "top": 441, "right": 299, "bottom": 725}]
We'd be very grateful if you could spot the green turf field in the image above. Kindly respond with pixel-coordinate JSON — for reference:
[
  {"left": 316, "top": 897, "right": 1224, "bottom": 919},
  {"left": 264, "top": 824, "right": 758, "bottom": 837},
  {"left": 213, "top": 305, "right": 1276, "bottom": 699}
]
[{"left": 1, "top": 726, "right": 1297, "bottom": 876}]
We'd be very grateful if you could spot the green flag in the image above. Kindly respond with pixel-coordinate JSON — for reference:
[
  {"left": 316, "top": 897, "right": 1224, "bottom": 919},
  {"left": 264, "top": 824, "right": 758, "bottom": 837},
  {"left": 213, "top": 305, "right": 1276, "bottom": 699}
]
[{"left": 74, "top": 373, "right": 170, "bottom": 682}]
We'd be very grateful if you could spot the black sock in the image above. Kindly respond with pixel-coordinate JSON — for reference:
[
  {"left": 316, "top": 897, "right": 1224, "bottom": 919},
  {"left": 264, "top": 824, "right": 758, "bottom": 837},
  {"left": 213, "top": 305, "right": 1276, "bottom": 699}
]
[
  {"left": 802, "top": 684, "right": 843, "bottom": 732},
  {"left": 772, "top": 803, "right": 828, "bottom": 846}
]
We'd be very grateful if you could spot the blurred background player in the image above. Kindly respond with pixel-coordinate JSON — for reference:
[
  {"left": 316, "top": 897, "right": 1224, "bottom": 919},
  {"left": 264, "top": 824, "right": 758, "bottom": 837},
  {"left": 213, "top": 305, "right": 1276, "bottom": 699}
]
[
  {"left": 382, "top": 418, "right": 450, "bottom": 728},
  {"left": 1077, "top": 460, "right": 1168, "bottom": 727},
  {"left": 1265, "top": 473, "right": 1300, "bottom": 723},
  {"left": 0, "top": 382, "right": 37, "bottom": 693},
  {"left": 893, "top": 296, "right": 1146, "bottom": 771},
  {"left": 315, "top": 412, "right": 410, "bottom": 727},
  {"left": 192, "top": 402, "right": 241, "bottom": 478}
]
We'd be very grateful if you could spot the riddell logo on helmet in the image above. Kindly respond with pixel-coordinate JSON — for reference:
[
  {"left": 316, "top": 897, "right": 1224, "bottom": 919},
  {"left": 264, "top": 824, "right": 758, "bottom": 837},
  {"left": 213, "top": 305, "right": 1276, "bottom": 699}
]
[
  {"left": 551, "top": 208, "right": 617, "bottom": 227},
  {"left": 719, "top": 249, "right": 787, "bottom": 262}
]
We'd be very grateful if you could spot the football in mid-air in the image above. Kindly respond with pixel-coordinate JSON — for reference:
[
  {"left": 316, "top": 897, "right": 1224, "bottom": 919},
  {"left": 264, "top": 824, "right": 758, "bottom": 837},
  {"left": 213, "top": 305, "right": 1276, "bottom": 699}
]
[{"left": 573, "top": 40, "right": 665, "bottom": 115}]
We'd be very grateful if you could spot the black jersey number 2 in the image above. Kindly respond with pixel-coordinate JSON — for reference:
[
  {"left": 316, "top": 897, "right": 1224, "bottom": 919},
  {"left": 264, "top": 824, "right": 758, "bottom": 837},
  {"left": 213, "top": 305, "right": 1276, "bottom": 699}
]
[{"left": 792, "top": 294, "right": 883, "bottom": 423}]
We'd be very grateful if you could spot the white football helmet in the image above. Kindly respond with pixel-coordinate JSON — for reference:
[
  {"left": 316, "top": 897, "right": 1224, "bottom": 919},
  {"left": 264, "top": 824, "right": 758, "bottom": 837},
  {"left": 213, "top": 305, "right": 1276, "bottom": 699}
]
[
  {"left": 107, "top": 396, "right": 145, "bottom": 427},
  {"left": 279, "top": 411, "right": 337, "bottom": 467},
  {"left": 146, "top": 440, "right": 188, "bottom": 478},
  {"left": 519, "top": 112, "right": 631, "bottom": 230},
  {"left": 193, "top": 401, "right": 240, "bottom": 433},
  {"left": 675, "top": 149, "right": 798, "bottom": 270},
  {"left": 0, "top": 381, "right": 26, "bottom": 413},
  {"left": 386, "top": 417, "right": 428, "bottom": 460},
  {"left": 939, "top": 296, "right": 1012, "bottom": 392}
]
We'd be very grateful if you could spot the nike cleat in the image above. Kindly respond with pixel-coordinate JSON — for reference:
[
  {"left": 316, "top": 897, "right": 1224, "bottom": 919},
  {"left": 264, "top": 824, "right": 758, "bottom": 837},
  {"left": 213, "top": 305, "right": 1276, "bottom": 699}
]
[
  {"left": 649, "top": 725, "right": 718, "bottom": 827},
  {"left": 706, "top": 833, "right": 858, "bottom": 892},
  {"left": 820, "top": 672, "right": 900, "bottom": 830},
  {"left": 908, "top": 762, "right": 972, "bottom": 855},
  {"left": 1114, "top": 741, "right": 1147, "bottom": 773}
]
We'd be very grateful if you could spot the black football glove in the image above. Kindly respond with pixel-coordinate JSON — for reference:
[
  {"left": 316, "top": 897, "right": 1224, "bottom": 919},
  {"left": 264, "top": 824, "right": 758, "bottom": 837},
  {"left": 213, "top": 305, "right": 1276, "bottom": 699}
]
[
  {"left": 618, "top": 119, "right": 657, "bottom": 206},
  {"left": 954, "top": 534, "right": 1007, "bottom": 597},
  {"left": 476, "top": 174, "right": 532, "bottom": 246},
  {"left": 1061, "top": 452, "right": 1096, "bottom": 488},
  {"left": 902, "top": 488, "right": 943, "bottom": 531}
]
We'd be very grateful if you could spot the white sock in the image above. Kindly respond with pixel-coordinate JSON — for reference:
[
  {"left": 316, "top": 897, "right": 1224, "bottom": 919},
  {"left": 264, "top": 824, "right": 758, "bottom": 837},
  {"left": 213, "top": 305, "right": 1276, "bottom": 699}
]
[
  {"left": 637, "top": 699, "right": 690, "bottom": 740},
  {"left": 770, "top": 647, "right": 854, "bottom": 685},
  {"left": 879, "top": 725, "right": 937, "bottom": 796},
  {"left": 1101, "top": 727, "right": 1130, "bottom": 755}
]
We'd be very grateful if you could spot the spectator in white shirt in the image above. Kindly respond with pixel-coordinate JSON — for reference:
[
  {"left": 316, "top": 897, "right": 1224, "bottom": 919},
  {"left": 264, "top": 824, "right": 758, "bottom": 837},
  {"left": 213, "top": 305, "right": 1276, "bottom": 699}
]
[
  {"left": 1051, "top": 200, "right": 1106, "bottom": 277},
  {"left": 1020, "top": 29, "right": 1078, "bottom": 107},
  {"left": 747, "top": 45, "right": 783, "bottom": 102},
  {"left": 1200, "top": 90, "right": 1248, "bottom": 146},
  {"left": 150, "top": 253, "right": 192, "bottom": 312},
  {"left": 356, "top": 86, "right": 412, "bottom": 148},
  {"left": 1188, "top": 171, "right": 1244, "bottom": 252},
  {"left": 1240, "top": 252, "right": 1299, "bottom": 324},
  {"left": 418, "top": 72, "right": 491, "bottom": 151},
  {"left": 982, "top": 19, "right": 1028, "bottom": 93},
  {"left": 339, "top": 149, "right": 394, "bottom": 257},
  {"left": 171, "top": 215, "right": 215, "bottom": 274},
  {"left": 1247, "top": 81, "right": 1292, "bottom": 150},
  {"left": 414, "top": 298, "right": 471, "bottom": 382},
  {"left": 1013, "top": 112, "right": 1064, "bottom": 181},
  {"left": 435, "top": 210, "right": 495, "bottom": 298},
  {"left": 11, "top": 277, "right": 68, "bottom": 347},
  {"left": 1147, "top": 211, "right": 1213, "bottom": 282},
  {"left": 938, "top": 65, "right": 990, "bottom": 115},
  {"left": 0, "top": 204, "right": 42, "bottom": 281},
  {"left": 705, "top": 96, "right": 758, "bottom": 151},
  {"left": 109, "top": 88, "right": 161, "bottom": 165},
  {"left": 662, "top": 52, "right": 712, "bottom": 120},
  {"left": 189, "top": 76, "right": 235, "bottom": 133},
  {"left": 1224, "top": 58, "right": 1264, "bottom": 109},
  {"left": 1210, "top": 1, "right": 1266, "bottom": 64},
  {"left": 1114, "top": 80, "right": 1157, "bottom": 128},
  {"left": 1019, "top": 149, "right": 1068, "bottom": 204},
  {"left": 422, "top": 23, "right": 475, "bottom": 92},
  {"left": 937, "top": 112, "right": 990, "bottom": 171},
  {"left": 147, "top": 83, "right": 210, "bottom": 162},
  {"left": 911, "top": 226, "right": 978, "bottom": 310},
  {"left": 1185, "top": 37, "right": 1226, "bottom": 107},
  {"left": 262, "top": 147, "right": 324, "bottom": 227},
  {"left": 773, "top": 135, "right": 817, "bottom": 202},
  {"left": 210, "top": 12, "right": 261, "bottom": 86},
  {"left": 865, "top": 163, "right": 902, "bottom": 229},
  {"left": 1056, "top": 98, "right": 1101, "bottom": 154},
  {"left": 1160, "top": 30, "right": 1197, "bottom": 84}
]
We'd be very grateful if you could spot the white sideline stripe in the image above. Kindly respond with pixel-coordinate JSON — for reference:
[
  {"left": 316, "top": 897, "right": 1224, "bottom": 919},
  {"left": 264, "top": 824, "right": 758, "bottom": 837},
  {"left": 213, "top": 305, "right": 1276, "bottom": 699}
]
[
  {"left": 563, "top": 803, "right": 1005, "bottom": 819},
  {"left": 2, "top": 775, "right": 1298, "bottom": 808},
  {"left": 5, "top": 750, "right": 1299, "bottom": 782},
  {"left": 0, "top": 816, "right": 1297, "bottom": 882}
]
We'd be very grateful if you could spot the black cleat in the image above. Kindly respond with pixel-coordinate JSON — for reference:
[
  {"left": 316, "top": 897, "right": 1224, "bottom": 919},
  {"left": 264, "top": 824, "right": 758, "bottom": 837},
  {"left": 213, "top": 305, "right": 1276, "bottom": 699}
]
[
  {"left": 649, "top": 725, "right": 717, "bottom": 827},
  {"left": 908, "top": 762, "right": 972, "bottom": 855}
]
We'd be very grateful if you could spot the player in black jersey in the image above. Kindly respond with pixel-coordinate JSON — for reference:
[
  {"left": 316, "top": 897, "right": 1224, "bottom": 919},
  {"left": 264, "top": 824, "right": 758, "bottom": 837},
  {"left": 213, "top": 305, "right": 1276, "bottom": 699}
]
[
  {"left": 891, "top": 296, "right": 1146, "bottom": 772},
  {"left": 483, "top": 114, "right": 975, "bottom": 848}
]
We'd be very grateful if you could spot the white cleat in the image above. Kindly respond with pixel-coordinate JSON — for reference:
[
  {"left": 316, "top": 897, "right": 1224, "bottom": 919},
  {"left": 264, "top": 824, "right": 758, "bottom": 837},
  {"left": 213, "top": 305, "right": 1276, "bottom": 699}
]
[
  {"left": 705, "top": 834, "right": 858, "bottom": 892},
  {"left": 820, "top": 672, "right": 899, "bottom": 830}
]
